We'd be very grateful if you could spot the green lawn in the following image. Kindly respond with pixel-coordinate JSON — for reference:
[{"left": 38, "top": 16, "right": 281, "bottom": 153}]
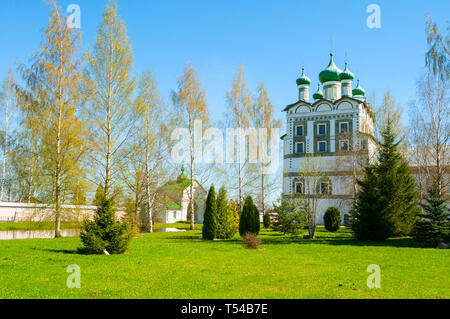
[{"left": 0, "top": 226, "right": 449, "bottom": 299}]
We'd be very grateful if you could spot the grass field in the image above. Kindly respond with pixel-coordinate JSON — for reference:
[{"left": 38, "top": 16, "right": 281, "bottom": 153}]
[{"left": 0, "top": 226, "right": 449, "bottom": 299}]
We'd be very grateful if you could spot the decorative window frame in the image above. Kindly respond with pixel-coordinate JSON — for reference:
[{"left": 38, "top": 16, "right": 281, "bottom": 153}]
[
  {"left": 339, "top": 139, "right": 349, "bottom": 151},
  {"left": 295, "top": 142, "right": 305, "bottom": 153},
  {"left": 339, "top": 121, "right": 349, "bottom": 134},
  {"left": 317, "top": 123, "right": 327, "bottom": 135},
  {"left": 317, "top": 140, "right": 327, "bottom": 153},
  {"left": 316, "top": 177, "right": 332, "bottom": 195},
  {"left": 295, "top": 124, "right": 304, "bottom": 137}
]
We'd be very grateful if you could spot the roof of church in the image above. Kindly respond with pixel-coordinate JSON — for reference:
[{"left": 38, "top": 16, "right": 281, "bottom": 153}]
[
  {"left": 319, "top": 54, "right": 342, "bottom": 83},
  {"left": 157, "top": 167, "right": 204, "bottom": 210}
]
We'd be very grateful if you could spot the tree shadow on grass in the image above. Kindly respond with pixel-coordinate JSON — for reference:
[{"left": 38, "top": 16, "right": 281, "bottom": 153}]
[{"left": 33, "top": 248, "right": 79, "bottom": 254}]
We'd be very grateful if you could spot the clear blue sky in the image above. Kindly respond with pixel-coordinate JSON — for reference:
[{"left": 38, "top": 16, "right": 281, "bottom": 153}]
[{"left": 0, "top": 0, "right": 449, "bottom": 124}]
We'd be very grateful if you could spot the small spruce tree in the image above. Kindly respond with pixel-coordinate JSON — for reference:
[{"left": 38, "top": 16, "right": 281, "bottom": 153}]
[
  {"left": 79, "top": 198, "right": 131, "bottom": 254},
  {"left": 239, "top": 196, "right": 260, "bottom": 236},
  {"left": 202, "top": 185, "right": 217, "bottom": 240},
  {"left": 414, "top": 186, "right": 449, "bottom": 247}
]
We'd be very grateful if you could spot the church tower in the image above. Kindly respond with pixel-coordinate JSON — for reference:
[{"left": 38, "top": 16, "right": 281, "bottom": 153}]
[{"left": 281, "top": 54, "right": 377, "bottom": 224}]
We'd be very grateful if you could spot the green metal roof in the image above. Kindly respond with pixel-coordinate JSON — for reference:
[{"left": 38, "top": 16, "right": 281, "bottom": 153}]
[
  {"left": 296, "top": 68, "right": 311, "bottom": 86},
  {"left": 339, "top": 62, "right": 354, "bottom": 80},
  {"left": 352, "top": 80, "right": 366, "bottom": 96},
  {"left": 313, "top": 84, "right": 323, "bottom": 100},
  {"left": 319, "top": 54, "right": 342, "bottom": 83}
]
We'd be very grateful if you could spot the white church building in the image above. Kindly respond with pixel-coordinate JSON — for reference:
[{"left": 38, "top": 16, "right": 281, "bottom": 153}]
[
  {"left": 281, "top": 54, "right": 378, "bottom": 224},
  {"left": 156, "top": 167, "right": 207, "bottom": 224}
]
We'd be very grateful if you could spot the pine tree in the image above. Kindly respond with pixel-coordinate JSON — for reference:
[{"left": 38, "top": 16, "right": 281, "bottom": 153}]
[
  {"left": 375, "top": 125, "right": 419, "bottom": 237},
  {"left": 353, "top": 165, "right": 391, "bottom": 241},
  {"left": 215, "top": 186, "right": 234, "bottom": 239},
  {"left": 414, "top": 186, "right": 449, "bottom": 246},
  {"left": 239, "top": 196, "right": 260, "bottom": 236},
  {"left": 202, "top": 185, "right": 217, "bottom": 240},
  {"left": 79, "top": 198, "right": 131, "bottom": 254}
]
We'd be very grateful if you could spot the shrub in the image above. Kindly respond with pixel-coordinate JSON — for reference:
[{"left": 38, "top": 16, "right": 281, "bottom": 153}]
[
  {"left": 202, "top": 185, "right": 217, "bottom": 240},
  {"left": 215, "top": 186, "right": 236, "bottom": 239},
  {"left": 263, "top": 212, "right": 271, "bottom": 229},
  {"left": 272, "top": 195, "right": 307, "bottom": 236},
  {"left": 79, "top": 198, "right": 131, "bottom": 254},
  {"left": 242, "top": 233, "right": 262, "bottom": 249},
  {"left": 239, "top": 196, "right": 260, "bottom": 236},
  {"left": 324, "top": 207, "right": 341, "bottom": 232}
]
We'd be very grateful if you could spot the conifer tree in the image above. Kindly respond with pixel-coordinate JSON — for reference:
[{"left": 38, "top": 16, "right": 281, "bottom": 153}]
[
  {"left": 414, "top": 185, "right": 449, "bottom": 246},
  {"left": 215, "top": 186, "right": 230, "bottom": 239},
  {"left": 228, "top": 199, "right": 240, "bottom": 234},
  {"left": 263, "top": 212, "right": 271, "bottom": 229},
  {"left": 375, "top": 125, "right": 419, "bottom": 236},
  {"left": 79, "top": 198, "right": 131, "bottom": 254},
  {"left": 239, "top": 196, "right": 260, "bottom": 236},
  {"left": 353, "top": 166, "right": 390, "bottom": 241},
  {"left": 354, "top": 123, "right": 420, "bottom": 241},
  {"left": 202, "top": 185, "right": 217, "bottom": 240}
]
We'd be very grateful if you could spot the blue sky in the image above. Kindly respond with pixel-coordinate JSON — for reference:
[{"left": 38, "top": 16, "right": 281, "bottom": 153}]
[{"left": 0, "top": 0, "right": 449, "bottom": 124}]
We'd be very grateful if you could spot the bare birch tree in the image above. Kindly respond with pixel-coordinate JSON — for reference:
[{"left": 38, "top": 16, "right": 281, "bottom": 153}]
[
  {"left": 226, "top": 66, "right": 253, "bottom": 208},
  {"left": 251, "top": 82, "right": 282, "bottom": 215},
  {"left": 0, "top": 69, "right": 16, "bottom": 201},
  {"left": 171, "top": 64, "right": 209, "bottom": 230},
  {"left": 85, "top": 0, "right": 137, "bottom": 199}
]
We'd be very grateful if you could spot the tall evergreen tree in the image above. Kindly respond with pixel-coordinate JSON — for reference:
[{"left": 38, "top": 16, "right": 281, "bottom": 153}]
[
  {"left": 353, "top": 124, "right": 420, "bottom": 241},
  {"left": 239, "top": 196, "right": 260, "bottom": 236},
  {"left": 414, "top": 185, "right": 449, "bottom": 246},
  {"left": 375, "top": 125, "right": 419, "bottom": 236},
  {"left": 353, "top": 166, "right": 391, "bottom": 241},
  {"left": 202, "top": 185, "right": 217, "bottom": 240}
]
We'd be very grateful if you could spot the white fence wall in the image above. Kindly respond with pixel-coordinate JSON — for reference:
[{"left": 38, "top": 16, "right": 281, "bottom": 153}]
[{"left": 0, "top": 202, "right": 126, "bottom": 222}]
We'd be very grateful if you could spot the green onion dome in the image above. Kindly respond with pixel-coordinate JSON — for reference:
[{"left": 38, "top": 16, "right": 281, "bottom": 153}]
[
  {"left": 319, "top": 53, "right": 342, "bottom": 83},
  {"left": 339, "top": 62, "right": 354, "bottom": 80},
  {"left": 352, "top": 80, "right": 366, "bottom": 96},
  {"left": 313, "top": 84, "right": 323, "bottom": 100},
  {"left": 296, "top": 68, "right": 311, "bottom": 86}
]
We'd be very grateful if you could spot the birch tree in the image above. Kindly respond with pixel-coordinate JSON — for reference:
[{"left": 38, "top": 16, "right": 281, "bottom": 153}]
[
  {"left": 171, "top": 64, "right": 209, "bottom": 230},
  {"left": 409, "top": 16, "right": 449, "bottom": 197},
  {"left": 19, "top": 1, "right": 86, "bottom": 236},
  {"left": 85, "top": 0, "right": 136, "bottom": 199},
  {"left": 134, "top": 69, "right": 166, "bottom": 232},
  {"left": 226, "top": 66, "right": 253, "bottom": 208},
  {"left": 0, "top": 69, "right": 16, "bottom": 201},
  {"left": 252, "top": 82, "right": 281, "bottom": 215}
]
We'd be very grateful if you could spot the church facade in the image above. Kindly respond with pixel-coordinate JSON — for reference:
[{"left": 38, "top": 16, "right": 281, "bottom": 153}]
[{"left": 281, "top": 54, "right": 378, "bottom": 224}]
